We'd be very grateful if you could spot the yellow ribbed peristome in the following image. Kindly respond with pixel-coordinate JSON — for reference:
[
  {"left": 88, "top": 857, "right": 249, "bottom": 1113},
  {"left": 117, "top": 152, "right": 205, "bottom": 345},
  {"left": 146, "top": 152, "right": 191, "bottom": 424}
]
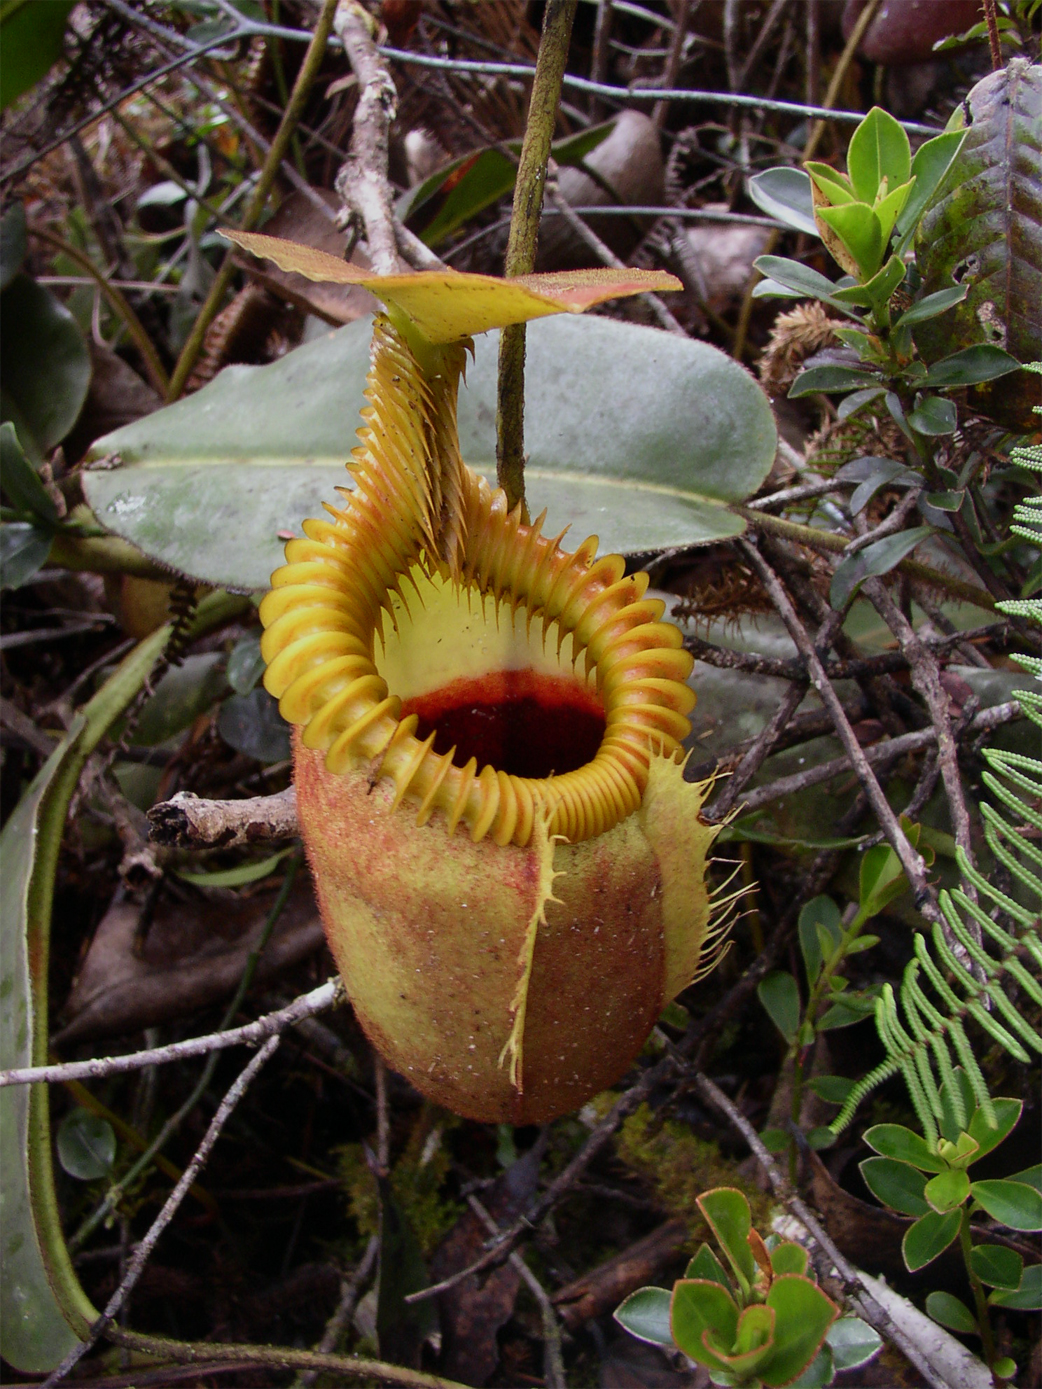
[{"left": 260, "top": 313, "right": 696, "bottom": 848}]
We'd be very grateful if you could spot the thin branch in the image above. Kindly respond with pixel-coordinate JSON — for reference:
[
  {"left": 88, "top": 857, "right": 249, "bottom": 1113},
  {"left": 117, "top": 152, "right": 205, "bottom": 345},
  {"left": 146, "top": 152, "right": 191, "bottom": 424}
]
[
  {"left": 731, "top": 700, "right": 1020, "bottom": 816},
  {"left": 44, "top": 1037, "right": 283, "bottom": 1387},
  {"left": 334, "top": 0, "right": 401, "bottom": 276},
  {"left": 467, "top": 1195, "right": 566, "bottom": 1389},
  {"left": 691, "top": 1072, "right": 951, "bottom": 1389},
  {"left": 738, "top": 537, "right": 939, "bottom": 917},
  {"left": 0, "top": 981, "right": 338, "bottom": 1088},
  {"left": 293, "top": 1236, "right": 379, "bottom": 1389},
  {"left": 165, "top": 0, "right": 339, "bottom": 398},
  {"left": 497, "top": 0, "right": 579, "bottom": 516}
]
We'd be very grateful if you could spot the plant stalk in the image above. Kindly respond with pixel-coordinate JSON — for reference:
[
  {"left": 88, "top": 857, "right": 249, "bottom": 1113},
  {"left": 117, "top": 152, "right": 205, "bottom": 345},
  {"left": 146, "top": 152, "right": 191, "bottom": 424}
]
[
  {"left": 496, "top": 0, "right": 578, "bottom": 517},
  {"left": 165, "top": 0, "right": 338, "bottom": 400}
]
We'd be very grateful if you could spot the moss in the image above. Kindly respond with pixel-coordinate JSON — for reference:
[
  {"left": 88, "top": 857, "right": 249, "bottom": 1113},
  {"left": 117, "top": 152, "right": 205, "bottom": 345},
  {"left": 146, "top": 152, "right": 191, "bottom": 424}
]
[
  {"left": 334, "top": 1105, "right": 462, "bottom": 1257},
  {"left": 615, "top": 1103, "right": 773, "bottom": 1239}
]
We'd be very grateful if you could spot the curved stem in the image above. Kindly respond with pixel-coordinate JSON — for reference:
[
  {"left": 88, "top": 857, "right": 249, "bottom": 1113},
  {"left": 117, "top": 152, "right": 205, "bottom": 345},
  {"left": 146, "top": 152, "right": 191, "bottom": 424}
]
[{"left": 30, "top": 228, "right": 169, "bottom": 396}]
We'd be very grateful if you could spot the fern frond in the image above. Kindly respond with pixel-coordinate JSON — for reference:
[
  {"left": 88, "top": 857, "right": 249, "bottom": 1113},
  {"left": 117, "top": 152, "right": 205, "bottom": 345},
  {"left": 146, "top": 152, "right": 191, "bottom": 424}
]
[{"left": 831, "top": 396, "right": 1042, "bottom": 1141}]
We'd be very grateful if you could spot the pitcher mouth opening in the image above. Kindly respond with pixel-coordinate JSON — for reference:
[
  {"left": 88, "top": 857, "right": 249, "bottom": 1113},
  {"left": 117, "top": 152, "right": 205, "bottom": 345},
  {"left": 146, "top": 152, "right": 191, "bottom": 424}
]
[{"left": 261, "top": 468, "right": 696, "bottom": 848}]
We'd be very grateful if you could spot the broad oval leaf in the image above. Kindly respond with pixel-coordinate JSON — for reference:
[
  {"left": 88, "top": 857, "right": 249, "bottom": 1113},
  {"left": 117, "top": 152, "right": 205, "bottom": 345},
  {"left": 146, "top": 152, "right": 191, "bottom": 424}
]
[
  {"left": 846, "top": 107, "right": 911, "bottom": 204},
  {"left": 970, "top": 1179, "right": 1042, "bottom": 1231},
  {"left": 969, "top": 1243, "right": 1023, "bottom": 1291},
  {"left": 859, "top": 1156, "right": 930, "bottom": 1216},
  {"left": 56, "top": 1109, "right": 116, "bottom": 1181},
  {"left": 902, "top": 1209, "right": 961, "bottom": 1271},
  {"left": 614, "top": 1285, "right": 675, "bottom": 1347},
  {"left": 697, "top": 1188, "right": 757, "bottom": 1288},
  {"left": 757, "top": 970, "right": 801, "bottom": 1045},
  {"left": 83, "top": 314, "right": 777, "bottom": 591},
  {"left": 829, "top": 526, "right": 935, "bottom": 610},
  {"left": 966, "top": 1097, "right": 1021, "bottom": 1160},
  {"left": 0, "top": 273, "right": 90, "bottom": 461},
  {"left": 747, "top": 168, "right": 819, "bottom": 236},
  {"left": 760, "top": 1274, "right": 839, "bottom": 1389},
  {"left": 989, "top": 1262, "right": 1042, "bottom": 1311},
  {"left": 924, "top": 1168, "right": 971, "bottom": 1213},
  {"left": 925, "top": 1291, "right": 977, "bottom": 1335},
  {"left": 670, "top": 1278, "right": 740, "bottom": 1367},
  {"left": 863, "top": 1123, "right": 945, "bottom": 1171},
  {"left": 825, "top": 1316, "right": 882, "bottom": 1371}
]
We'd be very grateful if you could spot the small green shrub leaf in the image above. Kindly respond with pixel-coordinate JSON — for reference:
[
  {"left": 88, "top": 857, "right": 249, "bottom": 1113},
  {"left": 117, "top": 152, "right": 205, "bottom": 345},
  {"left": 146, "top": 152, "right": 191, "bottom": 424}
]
[
  {"left": 925, "top": 1291, "right": 977, "bottom": 1335},
  {"left": 757, "top": 971, "right": 801, "bottom": 1045},
  {"left": 863, "top": 1123, "right": 945, "bottom": 1171},
  {"left": 56, "top": 1110, "right": 115, "bottom": 1181},
  {"left": 860, "top": 1156, "right": 930, "bottom": 1216},
  {"left": 924, "top": 1168, "right": 970, "bottom": 1213},
  {"left": 226, "top": 631, "right": 266, "bottom": 695},
  {"left": 830, "top": 526, "right": 934, "bottom": 609},
  {"left": 798, "top": 895, "right": 841, "bottom": 985},
  {"left": 685, "top": 1244, "right": 731, "bottom": 1289},
  {"left": 969, "top": 1244, "right": 1023, "bottom": 1291},
  {"left": 966, "top": 1098, "right": 1021, "bottom": 1159},
  {"left": 902, "top": 1209, "right": 961, "bottom": 1270},
  {"left": 826, "top": 1316, "right": 882, "bottom": 1370},
  {"left": 670, "top": 1279, "right": 739, "bottom": 1365},
  {"left": 920, "top": 345, "right": 1021, "bottom": 388},
  {"left": 770, "top": 1242, "right": 809, "bottom": 1277},
  {"left": 747, "top": 168, "right": 819, "bottom": 236},
  {"left": 970, "top": 1180, "right": 1042, "bottom": 1231},
  {"left": 789, "top": 363, "right": 882, "bottom": 397},
  {"left": 989, "top": 1263, "right": 1042, "bottom": 1311},
  {"left": 759, "top": 1274, "right": 839, "bottom": 1388},
  {"left": 0, "top": 521, "right": 52, "bottom": 590},
  {"left": 614, "top": 1285, "right": 674, "bottom": 1347},
  {"left": 893, "top": 284, "right": 968, "bottom": 329},
  {"left": 908, "top": 396, "right": 958, "bottom": 435},
  {"left": 697, "top": 1188, "right": 757, "bottom": 1288},
  {"left": 846, "top": 107, "right": 911, "bottom": 203},
  {"left": 807, "top": 1075, "right": 855, "bottom": 1105}
]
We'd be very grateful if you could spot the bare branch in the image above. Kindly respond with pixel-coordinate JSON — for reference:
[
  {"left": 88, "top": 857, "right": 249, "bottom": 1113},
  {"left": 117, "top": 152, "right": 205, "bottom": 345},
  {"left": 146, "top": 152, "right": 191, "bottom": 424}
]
[
  {"left": 0, "top": 981, "right": 338, "bottom": 1089},
  {"left": 147, "top": 786, "right": 299, "bottom": 849}
]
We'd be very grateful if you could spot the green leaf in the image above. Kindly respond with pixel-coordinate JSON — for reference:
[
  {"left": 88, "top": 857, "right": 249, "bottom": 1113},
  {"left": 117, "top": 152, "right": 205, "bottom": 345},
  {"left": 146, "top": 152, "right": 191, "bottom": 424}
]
[
  {"left": 830, "top": 253, "right": 905, "bottom": 309},
  {"left": 56, "top": 1110, "right": 116, "bottom": 1181},
  {"left": 863, "top": 1123, "right": 945, "bottom": 1171},
  {"left": 826, "top": 1316, "right": 882, "bottom": 1371},
  {"left": 830, "top": 526, "right": 934, "bottom": 609},
  {"left": 908, "top": 396, "right": 958, "bottom": 436},
  {"left": 989, "top": 1262, "right": 1042, "bottom": 1311},
  {"left": 805, "top": 162, "right": 856, "bottom": 205},
  {"left": 859, "top": 841, "right": 910, "bottom": 918},
  {"left": 0, "top": 0, "right": 74, "bottom": 110},
  {"left": 752, "top": 254, "right": 856, "bottom": 314},
  {"left": 923, "top": 489, "right": 963, "bottom": 512},
  {"left": 969, "top": 1244, "right": 1023, "bottom": 1291},
  {"left": 872, "top": 179, "right": 915, "bottom": 245},
  {"left": 760, "top": 1126, "right": 789, "bottom": 1154},
  {"left": 798, "top": 895, "right": 841, "bottom": 986},
  {"left": 789, "top": 363, "right": 882, "bottom": 397},
  {"left": 893, "top": 284, "right": 969, "bottom": 329},
  {"left": 759, "top": 1274, "right": 839, "bottom": 1388},
  {"left": 375, "top": 1185, "right": 437, "bottom": 1367},
  {"left": 1008, "top": 1164, "right": 1042, "bottom": 1194},
  {"left": 670, "top": 1279, "right": 740, "bottom": 1366},
  {"left": 920, "top": 345, "right": 1022, "bottom": 388},
  {"left": 967, "top": 1098, "right": 1021, "bottom": 1160},
  {"left": 685, "top": 1243, "right": 732, "bottom": 1289},
  {"left": 614, "top": 1285, "right": 675, "bottom": 1347},
  {"left": 788, "top": 1346, "right": 833, "bottom": 1388},
  {"left": 217, "top": 688, "right": 291, "bottom": 764},
  {"left": 226, "top": 630, "right": 265, "bottom": 695},
  {"left": 817, "top": 989, "right": 878, "bottom": 1030},
  {"left": 0, "top": 273, "right": 90, "bottom": 461},
  {"left": 83, "top": 314, "right": 777, "bottom": 590},
  {"left": 0, "top": 627, "right": 170, "bottom": 1371},
  {"left": 174, "top": 846, "right": 294, "bottom": 890},
  {"left": 836, "top": 455, "right": 918, "bottom": 515},
  {"left": 697, "top": 1188, "right": 757, "bottom": 1290},
  {"left": 807, "top": 1075, "right": 854, "bottom": 1105},
  {"left": 860, "top": 1157, "right": 930, "bottom": 1216},
  {"left": 903, "top": 1210, "right": 962, "bottom": 1270},
  {"left": 815, "top": 203, "right": 884, "bottom": 279},
  {"left": 894, "top": 129, "right": 966, "bottom": 244},
  {"left": 0, "top": 201, "right": 27, "bottom": 291},
  {"left": 925, "top": 1168, "right": 971, "bottom": 1213},
  {"left": 128, "top": 652, "right": 226, "bottom": 747},
  {"left": 747, "top": 168, "right": 819, "bottom": 236},
  {"left": 0, "top": 421, "right": 58, "bottom": 522},
  {"left": 970, "top": 1179, "right": 1042, "bottom": 1231},
  {"left": 0, "top": 520, "right": 51, "bottom": 589},
  {"left": 758, "top": 971, "right": 801, "bottom": 1045},
  {"left": 770, "top": 1242, "right": 809, "bottom": 1277},
  {"left": 402, "top": 121, "right": 613, "bottom": 246},
  {"left": 846, "top": 107, "right": 911, "bottom": 203},
  {"left": 925, "top": 1291, "right": 977, "bottom": 1335}
]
